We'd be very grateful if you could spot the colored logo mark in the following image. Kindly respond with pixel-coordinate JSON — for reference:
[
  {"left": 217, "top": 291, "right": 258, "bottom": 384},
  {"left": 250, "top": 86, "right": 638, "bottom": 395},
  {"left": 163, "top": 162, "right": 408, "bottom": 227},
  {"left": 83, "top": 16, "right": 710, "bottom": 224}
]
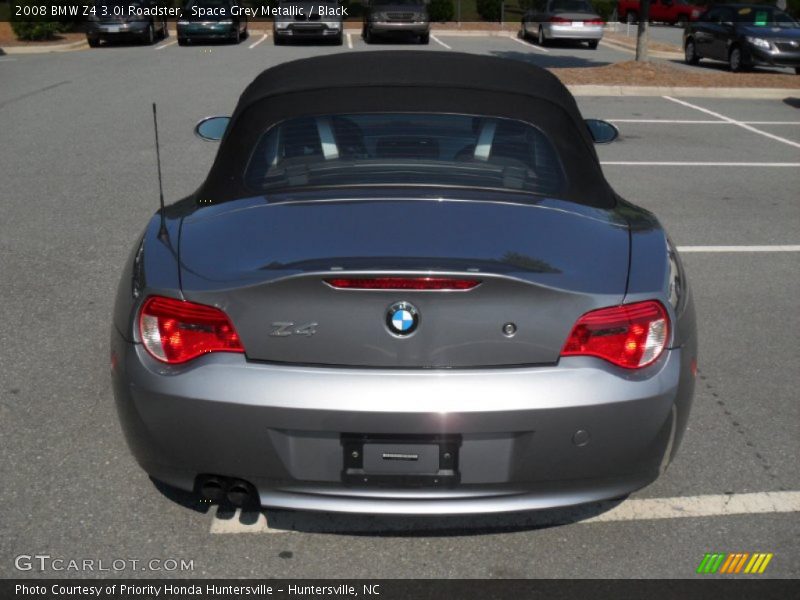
[
  {"left": 385, "top": 302, "right": 419, "bottom": 336},
  {"left": 696, "top": 553, "right": 773, "bottom": 574}
]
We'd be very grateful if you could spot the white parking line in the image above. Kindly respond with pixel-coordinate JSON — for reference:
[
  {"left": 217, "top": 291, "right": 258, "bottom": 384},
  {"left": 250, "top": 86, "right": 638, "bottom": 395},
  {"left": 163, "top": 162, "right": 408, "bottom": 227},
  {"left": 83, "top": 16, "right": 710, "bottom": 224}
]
[
  {"left": 248, "top": 33, "right": 268, "bottom": 49},
  {"left": 678, "top": 245, "right": 800, "bottom": 253},
  {"left": 583, "top": 491, "right": 800, "bottom": 523},
  {"left": 601, "top": 161, "right": 800, "bottom": 167},
  {"left": 664, "top": 96, "right": 800, "bottom": 150},
  {"left": 430, "top": 35, "right": 451, "bottom": 50},
  {"left": 209, "top": 491, "right": 800, "bottom": 534},
  {"left": 346, "top": 33, "right": 353, "bottom": 49},
  {"left": 154, "top": 39, "right": 177, "bottom": 50},
  {"left": 509, "top": 35, "right": 550, "bottom": 53},
  {"left": 0, "top": 58, "right": 18, "bottom": 62},
  {"left": 608, "top": 119, "right": 800, "bottom": 125}
]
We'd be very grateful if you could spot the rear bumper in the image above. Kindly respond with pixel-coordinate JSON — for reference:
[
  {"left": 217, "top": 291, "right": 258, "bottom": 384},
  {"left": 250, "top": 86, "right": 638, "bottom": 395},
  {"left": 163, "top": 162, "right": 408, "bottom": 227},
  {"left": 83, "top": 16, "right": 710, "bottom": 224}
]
[
  {"left": 111, "top": 330, "right": 695, "bottom": 514},
  {"left": 544, "top": 23, "right": 604, "bottom": 41}
]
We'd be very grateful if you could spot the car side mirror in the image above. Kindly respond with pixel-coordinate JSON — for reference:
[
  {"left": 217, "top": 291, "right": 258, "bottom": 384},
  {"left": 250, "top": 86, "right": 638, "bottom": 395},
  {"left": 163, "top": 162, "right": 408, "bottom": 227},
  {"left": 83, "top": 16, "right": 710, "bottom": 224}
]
[
  {"left": 585, "top": 119, "right": 619, "bottom": 144},
  {"left": 195, "top": 116, "right": 230, "bottom": 141}
]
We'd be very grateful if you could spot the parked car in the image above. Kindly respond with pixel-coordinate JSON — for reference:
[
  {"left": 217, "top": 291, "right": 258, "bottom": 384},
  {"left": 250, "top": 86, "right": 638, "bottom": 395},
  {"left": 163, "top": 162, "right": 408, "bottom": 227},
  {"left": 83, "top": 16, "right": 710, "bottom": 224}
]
[
  {"left": 273, "top": 1, "right": 344, "bottom": 45},
  {"left": 86, "top": 0, "right": 168, "bottom": 47},
  {"left": 111, "top": 52, "right": 697, "bottom": 514},
  {"left": 618, "top": 0, "right": 703, "bottom": 27},
  {"left": 684, "top": 4, "right": 800, "bottom": 73},
  {"left": 521, "top": 0, "right": 605, "bottom": 49},
  {"left": 176, "top": 0, "right": 248, "bottom": 45},
  {"left": 363, "top": 0, "right": 430, "bottom": 44}
]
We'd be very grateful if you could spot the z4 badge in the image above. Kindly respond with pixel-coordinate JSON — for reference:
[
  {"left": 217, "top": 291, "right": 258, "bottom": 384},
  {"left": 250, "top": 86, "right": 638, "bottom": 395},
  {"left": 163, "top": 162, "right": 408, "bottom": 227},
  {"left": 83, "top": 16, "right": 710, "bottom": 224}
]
[{"left": 269, "top": 322, "right": 318, "bottom": 337}]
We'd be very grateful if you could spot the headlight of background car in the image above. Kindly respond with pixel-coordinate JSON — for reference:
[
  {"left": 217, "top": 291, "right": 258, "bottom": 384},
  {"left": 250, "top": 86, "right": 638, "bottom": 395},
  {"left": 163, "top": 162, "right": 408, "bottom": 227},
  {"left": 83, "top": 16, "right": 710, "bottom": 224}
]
[
  {"left": 372, "top": 12, "right": 387, "bottom": 21},
  {"left": 745, "top": 36, "right": 772, "bottom": 51},
  {"left": 414, "top": 12, "right": 428, "bottom": 22},
  {"left": 324, "top": 21, "right": 341, "bottom": 29},
  {"left": 275, "top": 20, "right": 291, "bottom": 29}
]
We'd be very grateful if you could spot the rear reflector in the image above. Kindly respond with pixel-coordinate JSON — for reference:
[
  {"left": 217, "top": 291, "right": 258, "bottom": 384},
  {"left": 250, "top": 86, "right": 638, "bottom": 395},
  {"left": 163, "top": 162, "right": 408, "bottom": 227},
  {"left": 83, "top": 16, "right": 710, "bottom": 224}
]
[
  {"left": 560, "top": 300, "right": 669, "bottom": 369},
  {"left": 139, "top": 296, "right": 243, "bottom": 364},
  {"left": 325, "top": 277, "right": 481, "bottom": 290}
]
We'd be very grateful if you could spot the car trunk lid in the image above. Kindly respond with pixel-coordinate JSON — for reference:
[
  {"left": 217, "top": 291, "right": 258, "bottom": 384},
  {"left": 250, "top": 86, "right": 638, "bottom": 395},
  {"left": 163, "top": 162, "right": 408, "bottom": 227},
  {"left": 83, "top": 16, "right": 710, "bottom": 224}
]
[{"left": 179, "top": 196, "right": 629, "bottom": 367}]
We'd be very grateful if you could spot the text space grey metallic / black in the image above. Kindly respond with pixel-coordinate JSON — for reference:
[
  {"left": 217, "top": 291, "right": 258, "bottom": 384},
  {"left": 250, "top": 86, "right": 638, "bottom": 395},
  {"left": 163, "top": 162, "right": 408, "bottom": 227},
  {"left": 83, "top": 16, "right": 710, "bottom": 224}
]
[{"left": 111, "top": 52, "right": 697, "bottom": 515}]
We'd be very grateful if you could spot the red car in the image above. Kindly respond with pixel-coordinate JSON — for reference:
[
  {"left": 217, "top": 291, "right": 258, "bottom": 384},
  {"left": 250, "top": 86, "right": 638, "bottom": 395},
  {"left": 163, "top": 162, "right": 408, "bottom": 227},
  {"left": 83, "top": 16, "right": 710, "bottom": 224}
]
[{"left": 618, "top": 0, "right": 704, "bottom": 26}]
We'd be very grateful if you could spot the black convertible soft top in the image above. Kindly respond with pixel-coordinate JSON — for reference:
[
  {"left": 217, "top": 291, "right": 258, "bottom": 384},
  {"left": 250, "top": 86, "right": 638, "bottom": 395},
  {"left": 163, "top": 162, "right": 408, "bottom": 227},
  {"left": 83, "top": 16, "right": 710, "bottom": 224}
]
[{"left": 197, "top": 52, "right": 614, "bottom": 208}]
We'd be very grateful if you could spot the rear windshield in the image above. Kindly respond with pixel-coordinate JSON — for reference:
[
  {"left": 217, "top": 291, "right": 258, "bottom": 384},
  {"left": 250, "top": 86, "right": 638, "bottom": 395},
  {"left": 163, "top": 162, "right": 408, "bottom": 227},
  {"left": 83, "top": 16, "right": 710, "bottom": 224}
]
[
  {"left": 244, "top": 113, "right": 566, "bottom": 196},
  {"left": 733, "top": 6, "right": 797, "bottom": 26}
]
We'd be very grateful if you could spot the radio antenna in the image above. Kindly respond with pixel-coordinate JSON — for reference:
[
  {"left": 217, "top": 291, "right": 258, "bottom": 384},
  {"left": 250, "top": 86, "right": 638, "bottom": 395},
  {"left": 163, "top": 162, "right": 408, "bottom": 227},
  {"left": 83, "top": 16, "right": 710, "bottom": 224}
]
[{"left": 152, "top": 102, "right": 167, "bottom": 240}]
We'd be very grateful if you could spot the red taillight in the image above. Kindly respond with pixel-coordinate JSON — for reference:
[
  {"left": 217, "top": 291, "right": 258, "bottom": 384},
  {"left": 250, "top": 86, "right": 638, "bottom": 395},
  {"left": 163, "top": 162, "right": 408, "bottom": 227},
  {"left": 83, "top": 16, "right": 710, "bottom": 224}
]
[
  {"left": 325, "top": 277, "right": 481, "bottom": 291},
  {"left": 560, "top": 301, "right": 669, "bottom": 369},
  {"left": 138, "top": 296, "right": 244, "bottom": 364},
  {"left": 586, "top": 19, "right": 605, "bottom": 25}
]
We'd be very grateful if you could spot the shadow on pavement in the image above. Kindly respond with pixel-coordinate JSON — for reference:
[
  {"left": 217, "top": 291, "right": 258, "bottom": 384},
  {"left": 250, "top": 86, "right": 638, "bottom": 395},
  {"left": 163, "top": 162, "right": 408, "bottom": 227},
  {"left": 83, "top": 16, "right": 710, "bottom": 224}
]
[
  {"left": 210, "top": 497, "right": 629, "bottom": 537},
  {"left": 489, "top": 49, "right": 611, "bottom": 69}
]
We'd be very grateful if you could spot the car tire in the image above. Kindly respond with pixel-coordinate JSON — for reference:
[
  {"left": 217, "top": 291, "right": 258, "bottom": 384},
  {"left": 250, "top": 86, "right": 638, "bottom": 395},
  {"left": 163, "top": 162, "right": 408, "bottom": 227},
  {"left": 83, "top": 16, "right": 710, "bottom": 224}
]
[
  {"left": 627, "top": 11, "right": 638, "bottom": 24},
  {"left": 684, "top": 38, "right": 700, "bottom": 65},
  {"left": 728, "top": 46, "right": 744, "bottom": 72},
  {"left": 178, "top": 37, "right": 188, "bottom": 46},
  {"left": 87, "top": 37, "right": 100, "bottom": 48},
  {"left": 242, "top": 27, "right": 249, "bottom": 40},
  {"left": 364, "top": 26, "right": 374, "bottom": 44},
  {"left": 537, "top": 26, "right": 548, "bottom": 47},
  {"left": 232, "top": 28, "right": 241, "bottom": 44},
  {"left": 335, "top": 32, "right": 344, "bottom": 45},
  {"left": 587, "top": 39, "right": 599, "bottom": 49},
  {"left": 273, "top": 35, "right": 285, "bottom": 46},
  {"left": 144, "top": 23, "right": 155, "bottom": 45},
  {"left": 419, "top": 32, "right": 430, "bottom": 45}
]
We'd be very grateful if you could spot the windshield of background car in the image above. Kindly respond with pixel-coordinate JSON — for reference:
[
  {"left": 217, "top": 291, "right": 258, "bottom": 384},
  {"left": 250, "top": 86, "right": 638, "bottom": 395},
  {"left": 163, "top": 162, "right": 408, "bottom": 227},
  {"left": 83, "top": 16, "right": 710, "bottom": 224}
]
[
  {"left": 244, "top": 113, "right": 566, "bottom": 196},
  {"left": 550, "top": 0, "right": 594, "bottom": 12},
  {"left": 734, "top": 7, "right": 797, "bottom": 27}
]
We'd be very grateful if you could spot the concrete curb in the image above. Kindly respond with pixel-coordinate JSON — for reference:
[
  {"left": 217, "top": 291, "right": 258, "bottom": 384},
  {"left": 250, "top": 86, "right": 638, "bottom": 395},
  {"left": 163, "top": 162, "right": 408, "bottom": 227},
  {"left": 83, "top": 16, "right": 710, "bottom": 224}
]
[
  {"left": 1, "top": 40, "right": 87, "bottom": 54},
  {"left": 567, "top": 84, "right": 800, "bottom": 98}
]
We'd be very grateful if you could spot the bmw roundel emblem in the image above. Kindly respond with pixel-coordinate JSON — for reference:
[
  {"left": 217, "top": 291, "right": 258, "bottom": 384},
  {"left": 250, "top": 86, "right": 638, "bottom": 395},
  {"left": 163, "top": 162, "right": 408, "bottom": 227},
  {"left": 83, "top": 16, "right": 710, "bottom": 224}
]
[{"left": 386, "top": 301, "right": 419, "bottom": 337}]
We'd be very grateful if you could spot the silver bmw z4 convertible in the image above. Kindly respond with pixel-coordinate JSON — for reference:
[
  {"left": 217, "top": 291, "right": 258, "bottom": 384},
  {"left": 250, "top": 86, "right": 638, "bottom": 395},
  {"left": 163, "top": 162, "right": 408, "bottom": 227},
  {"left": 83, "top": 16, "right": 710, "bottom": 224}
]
[{"left": 111, "top": 52, "right": 697, "bottom": 515}]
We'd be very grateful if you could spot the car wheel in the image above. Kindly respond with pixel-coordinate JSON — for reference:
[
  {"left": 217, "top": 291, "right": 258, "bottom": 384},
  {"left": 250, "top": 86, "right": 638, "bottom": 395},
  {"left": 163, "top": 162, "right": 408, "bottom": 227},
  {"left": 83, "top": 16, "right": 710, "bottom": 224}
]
[
  {"left": 273, "top": 35, "right": 284, "bottom": 46},
  {"left": 232, "top": 28, "right": 241, "bottom": 44},
  {"left": 178, "top": 37, "right": 188, "bottom": 46},
  {"left": 684, "top": 38, "right": 700, "bottom": 65},
  {"left": 627, "top": 11, "right": 638, "bottom": 24},
  {"left": 728, "top": 46, "right": 744, "bottom": 72},
  {"left": 87, "top": 37, "right": 100, "bottom": 48},
  {"left": 242, "top": 27, "right": 249, "bottom": 40},
  {"left": 145, "top": 23, "right": 155, "bottom": 45},
  {"left": 587, "top": 39, "right": 599, "bottom": 49},
  {"left": 537, "top": 26, "right": 548, "bottom": 46},
  {"left": 335, "top": 32, "right": 344, "bottom": 45},
  {"left": 419, "top": 32, "right": 430, "bottom": 45},
  {"left": 364, "top": 26, "right": 373, "bottom": 44}
]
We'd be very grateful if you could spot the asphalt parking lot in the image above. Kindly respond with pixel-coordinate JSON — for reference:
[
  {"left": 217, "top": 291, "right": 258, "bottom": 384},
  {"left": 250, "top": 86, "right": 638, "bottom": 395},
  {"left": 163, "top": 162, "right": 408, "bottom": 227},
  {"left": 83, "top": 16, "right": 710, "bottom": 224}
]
[{"left": 1, "top": 34, "right": 798, "bottom": 579}]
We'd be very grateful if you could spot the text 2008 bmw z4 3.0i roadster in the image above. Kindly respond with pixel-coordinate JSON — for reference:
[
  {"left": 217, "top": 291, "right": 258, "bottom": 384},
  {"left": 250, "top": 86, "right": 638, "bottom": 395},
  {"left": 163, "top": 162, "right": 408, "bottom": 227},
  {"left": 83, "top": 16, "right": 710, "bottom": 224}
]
[{"left": 111, "top": 52, "right": 697, "bottom": 515}]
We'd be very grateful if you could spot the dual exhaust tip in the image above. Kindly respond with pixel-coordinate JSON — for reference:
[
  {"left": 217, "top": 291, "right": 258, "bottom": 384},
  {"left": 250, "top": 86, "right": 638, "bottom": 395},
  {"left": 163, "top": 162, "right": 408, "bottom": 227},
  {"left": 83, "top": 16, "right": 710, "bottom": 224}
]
[{"left": 198, "top": 475, "right": 257, "bottom": 508}]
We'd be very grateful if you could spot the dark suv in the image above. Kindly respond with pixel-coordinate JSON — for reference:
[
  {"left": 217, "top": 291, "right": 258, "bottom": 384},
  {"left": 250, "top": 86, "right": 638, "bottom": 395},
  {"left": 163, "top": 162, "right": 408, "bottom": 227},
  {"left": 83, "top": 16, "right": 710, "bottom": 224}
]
[
  {"left": 684, "top": 4, "right": 800, "bottom": 73},
  {"left": 86, "top": 0, "right": 169, "bottom": 47},
  {"left": 363, "top": 0, "right": 430, "bottom": 44}
]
